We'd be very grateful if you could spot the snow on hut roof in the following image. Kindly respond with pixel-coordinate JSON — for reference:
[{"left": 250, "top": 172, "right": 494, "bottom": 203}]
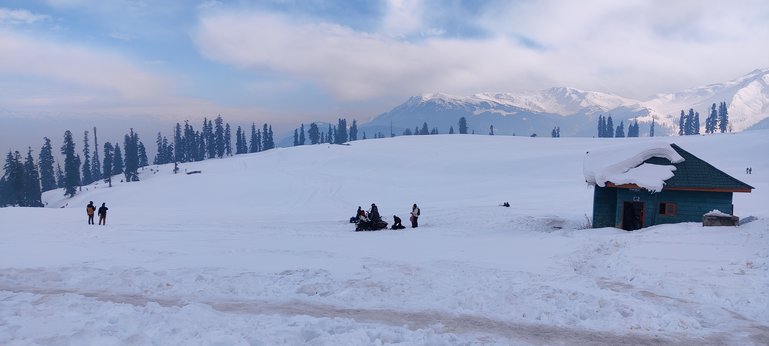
[{"left": 583, "top": 141, "right": 685, "bottom": 192}]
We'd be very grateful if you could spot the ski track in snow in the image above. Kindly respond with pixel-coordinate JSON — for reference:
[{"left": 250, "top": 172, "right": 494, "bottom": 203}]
[{"left": 1, "top": 285, "right": 754, "bottom": 346}]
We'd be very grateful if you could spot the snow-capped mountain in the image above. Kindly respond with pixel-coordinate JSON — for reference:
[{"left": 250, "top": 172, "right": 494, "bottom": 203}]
[
  {"left": 361, "top": 68, "right": 769, "bottom": 137},
  {"left": 643, "top": 68, "right": 769, "bottom": 132}
]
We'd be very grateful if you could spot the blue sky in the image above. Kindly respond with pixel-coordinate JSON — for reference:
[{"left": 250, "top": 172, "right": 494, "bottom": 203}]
[{"left": 1, "top": 0, "right": 768, "bottom": 139}]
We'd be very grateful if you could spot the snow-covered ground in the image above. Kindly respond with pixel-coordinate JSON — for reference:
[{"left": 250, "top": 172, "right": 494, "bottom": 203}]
[{"left": 1, "top": 131, "right": 768, "bottom": 345}]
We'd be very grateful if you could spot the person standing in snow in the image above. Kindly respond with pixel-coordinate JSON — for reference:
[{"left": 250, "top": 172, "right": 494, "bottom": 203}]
[
  {"left": 86, "top": 201, "right": 96, "bottom": 225},
  {"left": 410, "top": 203, "right": 420, "bottom": 228},
  {"left": 98, "top": 203, "right": 109, "bottom": 225},
  {"left": 369, "top": 203, "right": 381, "bottom": 222}
]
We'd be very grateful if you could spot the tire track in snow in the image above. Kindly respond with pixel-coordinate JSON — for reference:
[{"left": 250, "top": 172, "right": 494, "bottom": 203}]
[{"left": 1, "top": 286, "right": 735, "bottom": 345}]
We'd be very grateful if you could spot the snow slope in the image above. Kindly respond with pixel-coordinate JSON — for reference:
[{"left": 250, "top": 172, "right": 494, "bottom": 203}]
[{"left": 1, "top": 131, "right": 768, "bottom": 345}]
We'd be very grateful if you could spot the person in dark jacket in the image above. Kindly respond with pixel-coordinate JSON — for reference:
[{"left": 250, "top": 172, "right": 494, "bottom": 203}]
[
  {"left": 391, "top": 215, "right": 405, "bottom": 230},
  {"left": 98, "top": 203, "right": 108, "bottom": 225},
  {"left": 86, "top": 201, "right": 96, "bottom": 225},
  {"left": 410, "top": 203, "right": 420, "bottom": 228},
  {"left": 369, "top": 203, "right": 381, "bottom": 222}
]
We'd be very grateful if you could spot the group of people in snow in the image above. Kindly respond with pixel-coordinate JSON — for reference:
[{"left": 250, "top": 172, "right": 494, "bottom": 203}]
[
  {"left": 746, "top": 167, "right": 753, "bottom": 174},
  {"left": 86, "top": 201, "right": 109, "bottom": 225},
  {"left": 353, "top": 203, "right": 420, "bottom": 231}
]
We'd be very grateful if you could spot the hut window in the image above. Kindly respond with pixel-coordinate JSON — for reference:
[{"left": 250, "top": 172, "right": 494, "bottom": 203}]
[{"left": 658, "top": 202, "right": 677, "bottom": 216}]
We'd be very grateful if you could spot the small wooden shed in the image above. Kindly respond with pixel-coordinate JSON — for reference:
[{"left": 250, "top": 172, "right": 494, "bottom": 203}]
[{"left": 585, "top": 143, "right": 753, "bottom": 231}]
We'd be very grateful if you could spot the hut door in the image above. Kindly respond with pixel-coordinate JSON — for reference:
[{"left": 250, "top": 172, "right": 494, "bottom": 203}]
[{"left": 621, "top": 201, "right": 645, "bottom": 231}]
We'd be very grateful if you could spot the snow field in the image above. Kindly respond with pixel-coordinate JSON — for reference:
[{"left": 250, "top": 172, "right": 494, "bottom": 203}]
[{"left": 1, "top": 131, "right": 768, "bottom": 344}]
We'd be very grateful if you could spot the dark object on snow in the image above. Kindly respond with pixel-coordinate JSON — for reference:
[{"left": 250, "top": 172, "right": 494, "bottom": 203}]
[
  {"left": 98, "top": 203, "right": 108, "bottom": 225},
  {"left": 186, "top": 170, "right": 201, "bottom": 175},
  {"left": 349, "top": 216, "right": 358, "bottom": 224},
  {"left": 356, "top": 219, "right": 388, "bottom": 232},
  {"left": 391, "top": 215, "right": 405, "bottom": 230},
  {"left": 739, "top": 216, "right": 758, "bottom": 225},
  {"left": 501, "top": 202, "right": 510, "bottom": 207},
  {"left": 703, "top": 212, "right": 739, "bottom": 227}
]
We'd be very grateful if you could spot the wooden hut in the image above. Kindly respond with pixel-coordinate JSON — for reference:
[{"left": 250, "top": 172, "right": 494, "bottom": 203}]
[{"left": 585, "top": 143, "right": 753, "bottom": 231}]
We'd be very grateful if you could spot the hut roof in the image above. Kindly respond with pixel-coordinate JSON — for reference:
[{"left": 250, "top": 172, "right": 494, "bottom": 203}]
[{"left": 584, "top": 142, "right": 753, "bottom": 193}]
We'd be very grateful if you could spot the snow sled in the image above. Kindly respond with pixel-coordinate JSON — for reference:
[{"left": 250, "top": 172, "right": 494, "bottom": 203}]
[{"left": 355, "top": 219, "right": 388, "bottom": 232}]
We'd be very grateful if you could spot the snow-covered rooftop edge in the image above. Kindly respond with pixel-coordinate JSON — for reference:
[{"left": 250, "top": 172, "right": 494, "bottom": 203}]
[{"left": 583, "top": 142, "right": 685, "bottom": 192}]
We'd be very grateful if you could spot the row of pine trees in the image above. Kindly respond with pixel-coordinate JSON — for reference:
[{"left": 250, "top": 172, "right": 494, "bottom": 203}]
[
  {"left": 596, "top": 115, "right": 646, "bottom": 138},
  {"left": 678, "top": 102, "right": 729, "bottom": 136}
]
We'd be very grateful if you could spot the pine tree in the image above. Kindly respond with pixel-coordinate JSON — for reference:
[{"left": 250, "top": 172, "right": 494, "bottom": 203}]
[
  {"left": 112, "top": 143, "right": 124, "bottom": 176},
  {"left": 606, "top": 116, "right": 614, "bottom": 138},
  {"left": 56, "top": 161, "right": 65, "bottom": 188},
  {"left": 103, "top": 142, "right": 113, "bottom": 186},
  {"left": 694, "top": 112, "right": 700, "bottom": 135},
  {"left": 174, "top": 122, "right": 184, "bottom": 163},
  {"left": 255, "top": 129, "right": 262, "bottom": 152},
  {"left": 327, "top": 124, "right": 333, "bottom": 144},
  {"left": 719, "top": 101, "right": 728, "bottom": 133},
  {"left": 23, "top": 148, "right": 42, "bottom": 207},
  {"left": 123, "top": 129, "right": 139, "bottom": 181},
  {"left": 685, "top": 109, "right": 695, "bottom": 135},
  {"left": 308, "top": 123, "right": 319, "bottom": 144},
  {"left": 678, "top": 110, "right": 685, "bottom": 136},
  {"left": 449, "top": 126, "right": 454, "bottom": 134},
  {"left": 597, "top": 115, "right": 605, "bottom": 137},
  {"left": 420, "top": 122, "right": 429, "bottom": 135},
  {"left": 0, "top": 176, "right": 7, "bottom": 207},
  {"left": 293, "top": 129, "right": 299, "bottom": 146},
  {"left": 91, "top": 127, "right": 101, "bottom": 181},
  {"left": 299, "top": 124, "right": 306, "bottom": 144},
  {"left": 615, "top": 121, "right": 625, "bottom": 137},
  {"left": 249, "top": 123, "right": 258, "bottom": 153},
  {"left": 403, "top": 128, "right": 412, "bottom": 135},
  {"left": 224, "top": 123, "right": 232, "bottom": 156},
  {"left": 154, "top": 132, "right": 164, "bottom": 164},
  {"left": 215, "top": 115, "right": 225, "bottom": 158},
  {"left": 203, "top": 118, "right": 214, "bottom": 159},
  {"left": 335, "top": 118, "right": 348, "bottom": 144},
  {"left": 551, "top": 127, "right": 557, "bottom": 137},
  {"left": 3, "top": 151, "right": 24, "bottom": 205},
  {"left": 650, "top": 119, "right": 655, "bottom": 137},
  {"left": 138, "top": 141, "right": 148, "bottom": 168},
  {"left": 489, "top": 125, "right": 494, "bottom": 135},
  {"left": 60, "top": 130, "right": 80, "bottom": 197},
  {"left": 348, "top": 121, "right": 357, "bottom": 141},
  {"left": 458, "top": 117, "right": 468, "bottom": 134},
  {"left": 81, "top": 130, "right": 93, "bottom": 185},
  {"left": 235, "top": 126, "right": 244, "bottom": 154},
  {"left": 707, "top": 103, "right": 717, "bottom": 133},
  {"left": 267, "top": 125, "right": 275, "bottom": 149},
  {"left": 38, "top": 137, "right": 57, "bottom": 192}
]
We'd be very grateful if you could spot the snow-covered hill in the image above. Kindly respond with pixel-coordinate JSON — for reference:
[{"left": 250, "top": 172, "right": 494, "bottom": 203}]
[
  {"left": 1, "top": 132, "right": 768, "bottom": 344},
  {"left": 362, "top": 68, "right": 769, "bottom": 137}
]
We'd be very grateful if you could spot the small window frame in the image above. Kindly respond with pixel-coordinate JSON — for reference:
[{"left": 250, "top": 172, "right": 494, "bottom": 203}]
[{"left": 658, "top": 202, "right": 677, "bottom": 216}]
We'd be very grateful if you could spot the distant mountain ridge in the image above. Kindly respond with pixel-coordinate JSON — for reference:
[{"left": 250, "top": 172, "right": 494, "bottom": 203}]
[{"left": 359, "top": 68, "right": 769, "bottom": 137}]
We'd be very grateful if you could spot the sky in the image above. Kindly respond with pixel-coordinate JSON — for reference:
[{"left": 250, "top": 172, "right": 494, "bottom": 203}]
[{"left": 1, "top": 0, "right": 769, "bottom": 154}]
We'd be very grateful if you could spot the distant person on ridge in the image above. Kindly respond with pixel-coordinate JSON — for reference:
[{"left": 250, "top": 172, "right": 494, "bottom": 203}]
[
  {"left": 391, "top": 215, "right": 405, "bottom": 230},
  {"left": 98, "top": 203, "right": 109, "bottom": 225},
  {"left": 410, "top": 203, "right": 420, "bottom": 228},
  {"left": 369, "top": 203, "right": 381, "bottom": 222},
  {"left": 86, "top": 201, "right": 96, "bottom": 225}
]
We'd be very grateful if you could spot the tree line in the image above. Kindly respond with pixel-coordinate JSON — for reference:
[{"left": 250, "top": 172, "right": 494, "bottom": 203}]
[{"left": 678, "top": 102, "right": 729, "bottom": 136}]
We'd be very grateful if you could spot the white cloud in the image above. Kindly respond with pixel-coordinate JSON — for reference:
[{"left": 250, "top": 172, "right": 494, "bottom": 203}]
[
  {"left": 0, "top": 8, "right": 51, "bottom": 24},
  {"left": 193, "top": 3, "right": 769, "bottom": 101},
  {"left": 0, "top": 30, "right": 170, "bottom": 101}
]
